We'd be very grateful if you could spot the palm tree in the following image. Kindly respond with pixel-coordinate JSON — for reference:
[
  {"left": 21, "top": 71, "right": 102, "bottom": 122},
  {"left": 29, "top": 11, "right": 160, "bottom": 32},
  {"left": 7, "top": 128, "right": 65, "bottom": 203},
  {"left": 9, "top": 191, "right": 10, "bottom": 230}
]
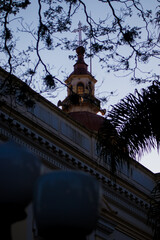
[
  {"left": 110, "top": 81, "right": 160, "bottom": 157},
  {"left": 98, "top": 80, "right": 160, "bottom": 239},
  {"left": 98, "top": 81, "right": 160, "bottom": 166}
]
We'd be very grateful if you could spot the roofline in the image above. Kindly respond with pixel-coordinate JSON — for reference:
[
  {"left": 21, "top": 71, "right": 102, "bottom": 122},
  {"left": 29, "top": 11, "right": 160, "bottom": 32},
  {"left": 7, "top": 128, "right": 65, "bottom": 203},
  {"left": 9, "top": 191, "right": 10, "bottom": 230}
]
[
  {"left": 0, "top": 67, "right": 158, "bottom": 177},
  {"left": 0, "top": 67, "right": 95, "bottom": 136},
  {"left": 65, "top": 74, "right": 97, "bottom": 84}
]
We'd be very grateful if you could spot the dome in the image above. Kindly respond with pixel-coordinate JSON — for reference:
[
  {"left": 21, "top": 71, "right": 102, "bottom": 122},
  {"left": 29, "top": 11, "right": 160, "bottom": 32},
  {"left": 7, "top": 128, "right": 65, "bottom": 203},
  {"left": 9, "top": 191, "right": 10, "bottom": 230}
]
[{"left": 69, "top": 111, "right": 105, "bottom": 132}]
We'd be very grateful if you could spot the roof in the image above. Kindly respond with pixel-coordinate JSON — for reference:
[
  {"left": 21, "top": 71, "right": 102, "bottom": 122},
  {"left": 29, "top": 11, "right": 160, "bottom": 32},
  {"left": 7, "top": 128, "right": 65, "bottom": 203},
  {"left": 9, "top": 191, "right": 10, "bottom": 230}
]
[
  {"left": 69, "top": 111, "right": 105, "bottom": 132},
  {"left": 69, "top": 46, "right": 92, "bottom": 76}
]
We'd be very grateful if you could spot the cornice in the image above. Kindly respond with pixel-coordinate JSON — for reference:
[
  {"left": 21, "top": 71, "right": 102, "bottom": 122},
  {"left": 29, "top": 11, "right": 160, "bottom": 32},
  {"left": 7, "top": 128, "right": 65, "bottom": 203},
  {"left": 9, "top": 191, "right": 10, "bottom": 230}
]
[
  {"left": 65, "top": 74, "right": 97, "bottom": 84},
  {"left": 0, "top": 110, "right": 152, "bottom": 214},
  {"left": 113, "top": 213, "right": 152, "bottom": 240},
  {"left": 101, "top": 197, "right": 152, "bottom": 239},
  {"left": 0, "top": 68, "right": 157, "bottom": 177},
  {"left": 0, "top": 106, "right": 155, "bottom": 191}
]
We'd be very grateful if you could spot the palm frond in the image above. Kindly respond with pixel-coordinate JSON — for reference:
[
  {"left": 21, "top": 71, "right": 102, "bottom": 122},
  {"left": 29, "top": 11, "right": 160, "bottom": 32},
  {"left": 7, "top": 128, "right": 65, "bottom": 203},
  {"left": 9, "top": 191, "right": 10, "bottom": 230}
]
[
  {"left": 108, "top": 81, "right": 160, "bottom": 159},
  {"left": 97, "top": 119, "right": 131, "bottom": 174},
  {"left": 97, "top": 81, "right": 160, "bottom": 173}
]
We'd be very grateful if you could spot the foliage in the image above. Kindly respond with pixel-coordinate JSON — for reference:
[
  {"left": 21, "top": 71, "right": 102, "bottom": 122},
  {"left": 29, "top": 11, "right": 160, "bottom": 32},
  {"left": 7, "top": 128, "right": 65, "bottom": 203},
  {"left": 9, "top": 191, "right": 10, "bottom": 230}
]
[
  {"left": 106, "top": 81, "right": 160, "bottom": 159},
  {"left": 0, "top": 67, "right": 35, "bottom": 108},
  {"left": 1, "top": 0, "right": 160, "bottom": 92},
  {"left": 97, "top": 81, "right": 160, "bottom": 174},
  {"left": 1, "top": 1, "right": 160, "bottom": 158},
  {"left": 43, "top": 74, "right": 55, "bottom": 89},
  {"left": 97, "top": 118, "right": 131, "bottom": 174},
  {"left": 97, "top": 77, "right": 160, "bottom": 238}
]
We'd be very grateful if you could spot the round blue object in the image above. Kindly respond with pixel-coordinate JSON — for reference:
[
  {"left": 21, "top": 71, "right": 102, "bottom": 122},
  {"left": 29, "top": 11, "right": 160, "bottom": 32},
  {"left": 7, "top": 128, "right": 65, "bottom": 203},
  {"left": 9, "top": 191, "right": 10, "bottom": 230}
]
[
  {"left": 0, "top": 141, "right": 40, "bottom": 206},
  {"left": 33, "top": 170, "right": 101, "bottom": 236}
]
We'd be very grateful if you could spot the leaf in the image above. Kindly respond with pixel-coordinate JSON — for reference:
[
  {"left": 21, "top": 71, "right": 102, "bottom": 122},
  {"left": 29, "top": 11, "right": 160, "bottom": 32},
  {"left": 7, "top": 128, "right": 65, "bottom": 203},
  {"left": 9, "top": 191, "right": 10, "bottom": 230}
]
[{"left": 43, "top": 75, "right": 55, "bottom": 89}]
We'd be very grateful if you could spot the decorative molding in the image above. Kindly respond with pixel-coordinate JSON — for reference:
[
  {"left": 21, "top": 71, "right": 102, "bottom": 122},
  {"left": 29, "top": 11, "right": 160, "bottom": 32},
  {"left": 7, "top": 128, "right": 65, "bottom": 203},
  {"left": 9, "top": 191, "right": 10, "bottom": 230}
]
[{"left": 0, "top": 110, "right": 151, "bottom": 221}]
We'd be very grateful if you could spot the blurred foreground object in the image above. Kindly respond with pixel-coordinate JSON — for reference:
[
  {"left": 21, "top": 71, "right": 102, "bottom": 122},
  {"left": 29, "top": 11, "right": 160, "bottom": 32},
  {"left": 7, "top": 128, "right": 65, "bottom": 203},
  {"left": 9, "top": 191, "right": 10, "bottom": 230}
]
[
  {"left": 33, "top": 170, "right": 101, "bottom": 240},
  {"left": 0, "top": 141, "right": 40, "bottom": 240}
]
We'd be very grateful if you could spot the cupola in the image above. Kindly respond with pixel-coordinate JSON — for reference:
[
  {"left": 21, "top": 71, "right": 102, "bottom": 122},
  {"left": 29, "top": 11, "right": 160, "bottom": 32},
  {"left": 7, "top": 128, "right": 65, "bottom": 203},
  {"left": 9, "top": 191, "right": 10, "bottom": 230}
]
[
  {"left": 58, "top": 22, "right": 106, "bottom": 131},
  {"left": 58, "top": 46, "right": 105, "bottom": 116}
]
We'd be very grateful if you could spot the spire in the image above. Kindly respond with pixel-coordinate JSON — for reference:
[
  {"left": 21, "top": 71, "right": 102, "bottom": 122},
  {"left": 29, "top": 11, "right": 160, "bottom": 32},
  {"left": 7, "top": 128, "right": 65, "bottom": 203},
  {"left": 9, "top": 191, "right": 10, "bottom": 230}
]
[
  {"left": 72, "top": 22, "right": 89, "bottom": 75},
  {"left": 72, "top": 21, "right": 93, "bottom": 76}
]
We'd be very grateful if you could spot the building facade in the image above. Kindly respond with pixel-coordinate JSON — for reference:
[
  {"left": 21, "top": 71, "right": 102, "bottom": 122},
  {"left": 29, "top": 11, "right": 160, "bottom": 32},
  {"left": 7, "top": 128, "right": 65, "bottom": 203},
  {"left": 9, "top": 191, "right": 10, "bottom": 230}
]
[{"left": 0, "top": 47, "right": 159, "bottom": 240}]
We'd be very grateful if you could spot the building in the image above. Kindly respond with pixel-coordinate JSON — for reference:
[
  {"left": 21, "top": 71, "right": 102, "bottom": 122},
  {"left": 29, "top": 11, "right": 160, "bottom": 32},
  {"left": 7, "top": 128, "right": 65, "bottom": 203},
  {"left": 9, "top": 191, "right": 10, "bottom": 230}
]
[{"left": 0, "top": 45, "right": 159, "bottom": 240}]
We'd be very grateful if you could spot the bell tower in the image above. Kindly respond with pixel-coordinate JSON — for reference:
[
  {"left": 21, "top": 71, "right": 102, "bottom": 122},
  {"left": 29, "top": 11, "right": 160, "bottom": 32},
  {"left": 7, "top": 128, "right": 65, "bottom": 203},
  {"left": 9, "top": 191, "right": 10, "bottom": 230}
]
[{"left": 58, "top": 45, "right": 105, "bottom": 115}]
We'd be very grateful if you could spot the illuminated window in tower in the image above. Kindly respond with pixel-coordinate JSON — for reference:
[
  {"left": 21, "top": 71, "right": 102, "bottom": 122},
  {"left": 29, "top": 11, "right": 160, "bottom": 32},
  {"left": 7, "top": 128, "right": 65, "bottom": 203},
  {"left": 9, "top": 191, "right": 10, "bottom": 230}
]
[{"left": 77, "top": 83, "right": 84, "bottom": 95}]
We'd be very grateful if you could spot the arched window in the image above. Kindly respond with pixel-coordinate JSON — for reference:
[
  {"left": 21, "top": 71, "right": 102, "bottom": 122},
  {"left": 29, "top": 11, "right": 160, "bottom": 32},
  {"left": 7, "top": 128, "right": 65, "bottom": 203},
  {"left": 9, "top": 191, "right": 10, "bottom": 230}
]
[{"left": 77, "top": 83, "right": 84, "bottom": 95}]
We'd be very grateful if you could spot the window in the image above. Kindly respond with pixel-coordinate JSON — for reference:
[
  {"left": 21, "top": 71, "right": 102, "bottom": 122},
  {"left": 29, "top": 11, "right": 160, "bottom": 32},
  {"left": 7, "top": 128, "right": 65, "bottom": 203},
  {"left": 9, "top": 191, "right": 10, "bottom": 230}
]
[{"left": 77, "top": 83, "right": 84, "bottom": 95}]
